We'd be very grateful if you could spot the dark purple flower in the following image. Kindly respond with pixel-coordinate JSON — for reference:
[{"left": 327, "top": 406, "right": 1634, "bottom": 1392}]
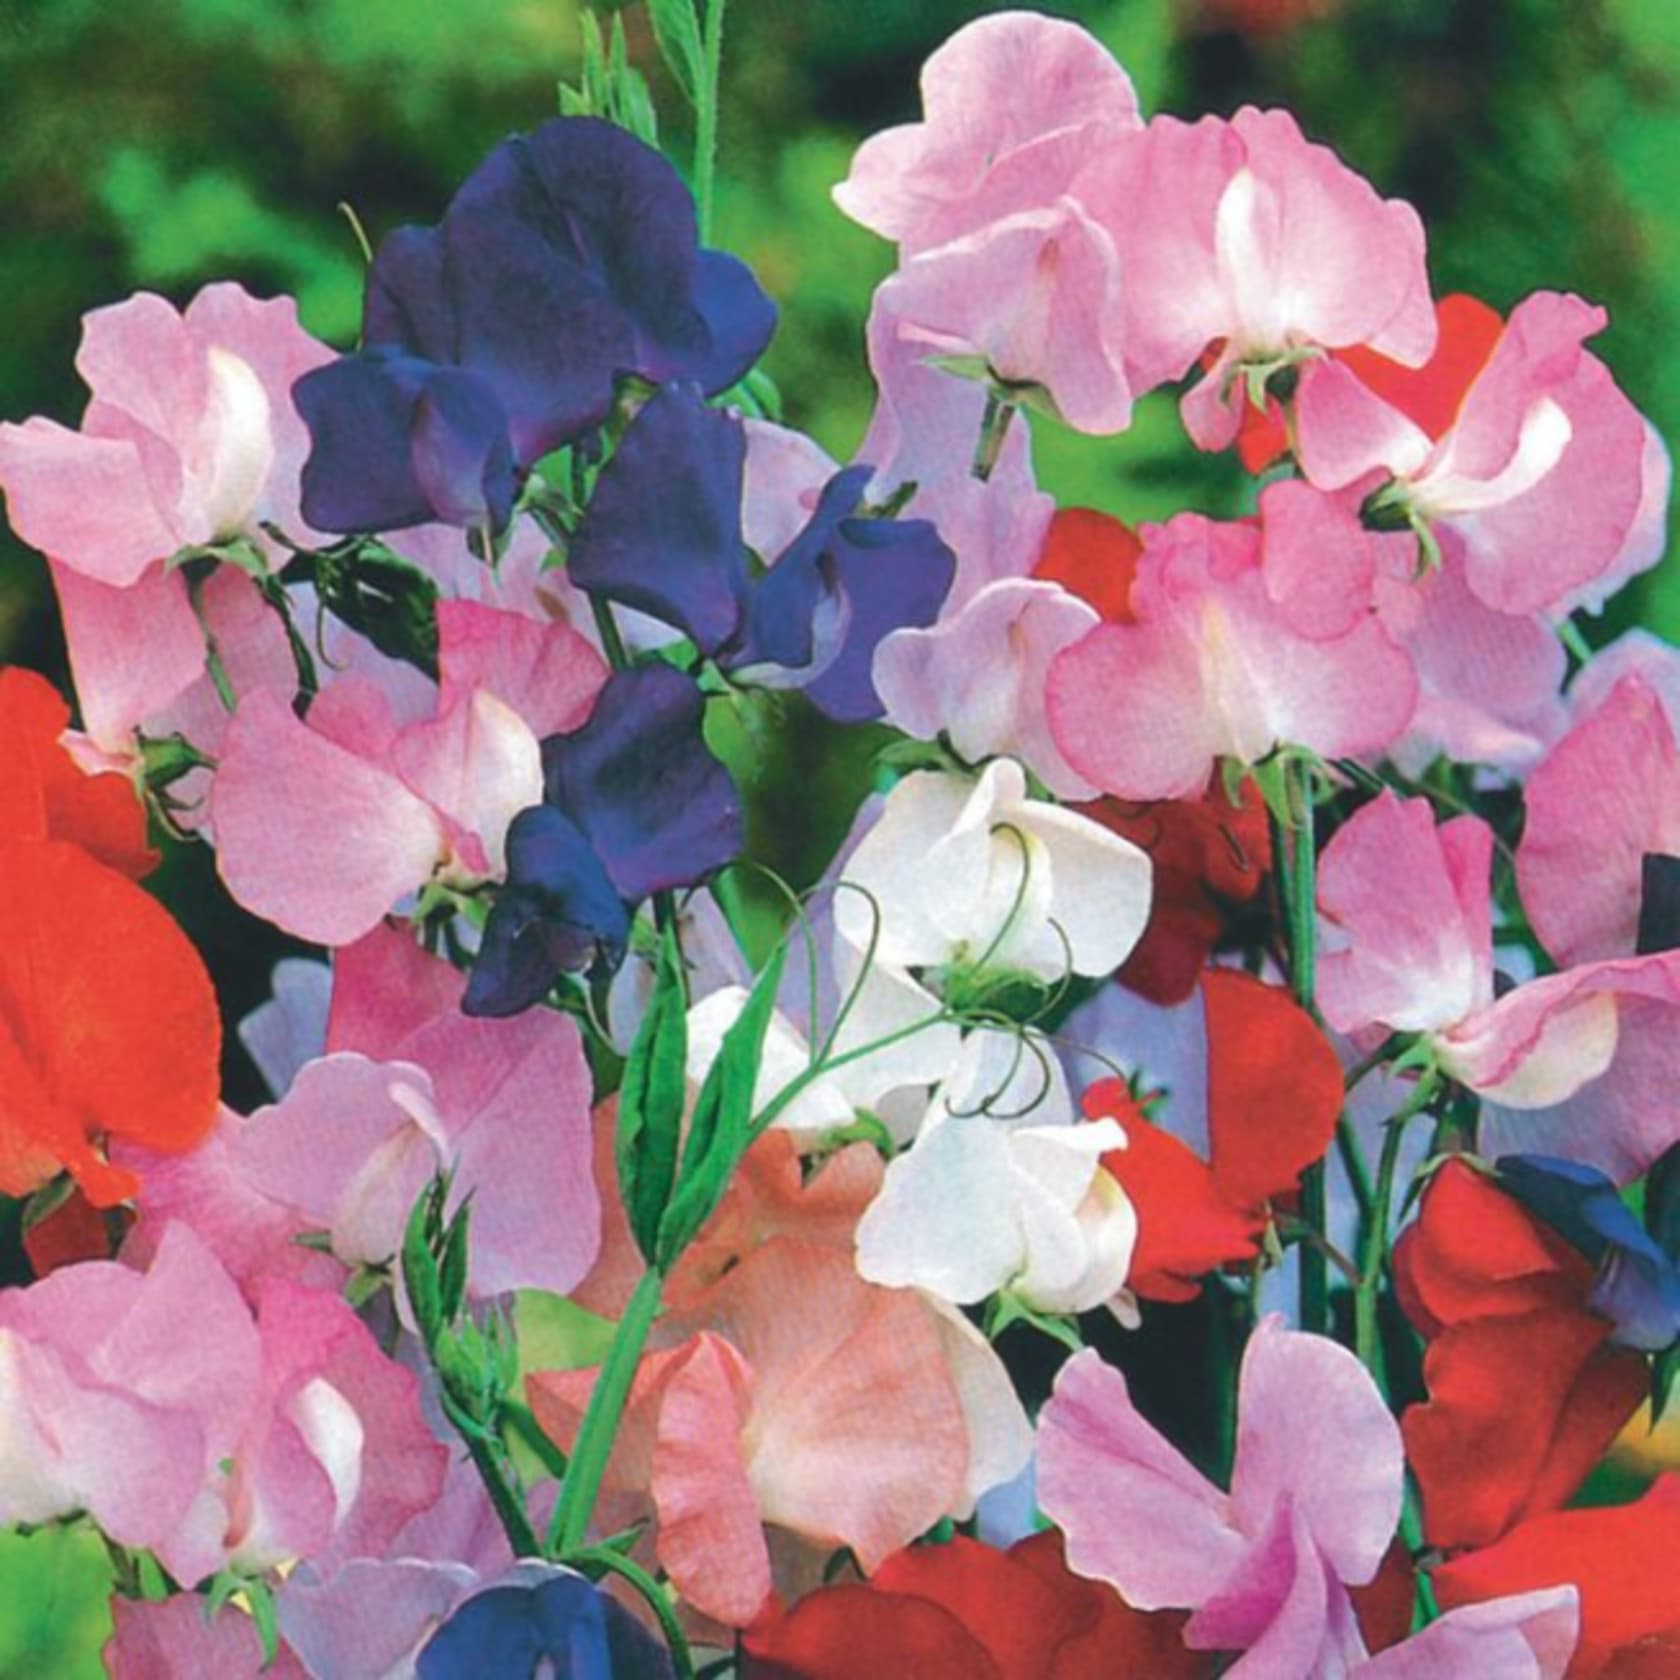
[
  {"left": 1496, "top": 1153, "right": 1680, "bottom": 1352},
  {"left": 295, "top": 350, "right": 517, "bottom": 533},
  {"left": 565, "top": 386, "right": 956, "bottom": 720},
  {"left": 464, "top": 664, "right": 741, "bottom": 1017},
  {"left": 568, "top": 383, "right": 750, "bottom": 656},
  {"left": 417, "top": 1563, "right": 675, "bottom": 1680}
]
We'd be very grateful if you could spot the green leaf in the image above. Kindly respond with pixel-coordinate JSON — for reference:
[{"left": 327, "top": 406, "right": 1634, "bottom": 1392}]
[
  {"left": 655, "top": 942, "right": 787, "bottom": 1267},
  {"left": 304, "top": 540, "right": 441, "bottom": 681},
  {"left": 644, "top": 0, "right": 704, "bottom": 106},
  {"left": 616, "top": 922, "right": 690, "bottom": 1263},
  {"left": 438, "top": 1200, "right": 472, "bottom": 1324},
  {"left": 401, "top": 1188, "right": 444, "bottom": 1346}
]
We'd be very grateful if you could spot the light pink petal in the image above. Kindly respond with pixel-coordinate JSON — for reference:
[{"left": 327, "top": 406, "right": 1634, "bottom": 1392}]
[
  {"left": 742, "top": 420, "right": 838, "bottom": 561},
  {"left": 922, "top": 1298, "right": 1035, "bottom": 1513},
  {"left": 875, "top": 577, "right": 1099, "bottom": 797},
  {"left": 1317, "top": 792, "right": 1494, "bottom": 1037},
  {"left": 887, "top": 201, "right": 1132, "bottom": 434},
  {"left": 238, "top": 956, "right": 333, "bottom": 1100},
  {"left": 1356, "top": 1587, "right": 1578, "bottom": 1680},
  {"left": 1257, "top": 478, "right": 1385, "bottom": 641},
  {"left": 1457, "top": 954, "right": 1680, "bottom": 1181},
  {"left": 77, "top": 291, "right": 210, "bottom": 465},
  {"left": 909, "top": 467, "right": 1053, "bottom": 612},
  {"left": 1037, "top": 1346, "right": 1243, "bottom": 1609},
  {"left": 328, "top": 921, "right": 468, "bottom": 1061},
  {"left": 108, "top": 1595, "right": 309, "bottom": 1680},
  {"left": 1229, "top": 1318, "right": 1403, "bottom": 1584},
  {"left": 436, "top": 599, "right": 607, "bottom": 737},
  {"left": 1518, "top": 675, "right": 1680, "bottom": 967},
  {"left": 650, "top": 1332, "right": 771, "bottom": 1626},
  {"left": 834, "top": 10, "right": 1139, "bottom": 251},
  {"left": 278, "top": 1556, "right": 480, "bottom": 1680},
  {"left": 211, "top": 686, "right": 445, "bottom": 945},
  {"left": 50, "top": 558, "right": 205, "bottom": 755},
  {"left": 0, "top": 417, "right": 183, "bottom": 585},
  {"left": 1295, "top": 356, "right": 1434, "bottom": 489},
  {"left": 1568, "top": 627, "right": 1680, "bottom": 730}
]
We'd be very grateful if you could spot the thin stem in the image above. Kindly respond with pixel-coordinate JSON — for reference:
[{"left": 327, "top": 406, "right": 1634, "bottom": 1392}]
[
  {"left": 572, "top": 1545, "right": 696, "bottom": 1680},
  {"left": 693, "top": 0, "right": 727, "bottom": 244},
  {"left": 1558, "top": 616, "right": 1594, "bottom": 667},
  {"left": 460, "top": 1424, "right": 544, "bottom": 1558},
  {"left": 1334, "top": 1115, "right": 1375, "bottom": 1232},
  {"left": 589, "top": 593, "right": 631, "bottom": 673},
  {"left": 1277, "top": 755, "right": 1327, "bottom": 1333},
  {"left": 970, "top": 391, "right": 1016, "bottom": 482},
  {"left": 549, "top": 1268, "right": 665, "bottom": 1556}
]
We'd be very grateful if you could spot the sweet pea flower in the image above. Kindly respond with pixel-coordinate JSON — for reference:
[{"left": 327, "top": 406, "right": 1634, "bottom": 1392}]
[
  {"left": 568, "top": 383, "right": 957, "bottom": 722},
  {"left": 0, "top": 1221, "right": 445, "bottom": 1587},
  {"left": 1394, "top": 1161, "right": 1648, "bottom": 1553},
  {"left": 0, "top": 838, "right": 219, "bottom": 1207},
  {"left": 297, "top": 118, "right": 775, "bottom": 532},
  {"left": 854, "top": 1028, "right": 1135, "bottom": 1317},
  {"left": 210, "top": 599, "right": 607, "bottom": 947},
  {"left": 105, "top": 1597, "right": 310, "bottom": 1680},
  {"left": 833, "top": 10, "right": 1141, "bottom": 256},
  {"left": 1047, "top": 494, "right": 1418, "bottom": 801},
  {"left": 1295, "top": 291, "right": 1671, "bottom": 618},
  {"left": 874, "top": 578, "right": 1101, "bottom": 798},
  {"left": 1317, "top": 790, "right": 1680, "bottom": 1180},
  {"left": 1517, "top": 673, "right": 1680, "bottom": 969},
  {"left": 464, "top": 661, "right": 743, "bottom": 1016},
  {"left": 0, "top": 283, "right": 330, "bottom": 588},
  {"left": 1039, "top": 1318, "right": 1404, "bottom": 1677},
  {"left": 1075, "top": 106, "right": 1435, "bottom": 451},
  {"left": 834, "top": 758, "right": 1153, "bottom": 987}
]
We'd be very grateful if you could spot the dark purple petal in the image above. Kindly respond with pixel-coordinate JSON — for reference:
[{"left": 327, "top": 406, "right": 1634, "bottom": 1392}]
[
  {"left": 733, "top": 465, "right": 955, "bottom": 723},
  {"left": 364, "top": 224, "right": 454, "bottom": 361},
  {"left": 542, "top": 663, "right": 742, "bottom": 905},
  {"left": 295, "top": 352, "right": 515, "bottom": 534},
  {"left": 672, "top": 249, "right": 782, "bottom": 395},
  {"left": 462, "top": 807, "right": 631, "bottom": 1017},
  {"left": 1638, "top": 853, "right": 1680, "bottom": 956},
  {"left": 568, "top": 384, "right": 750, "bottom": 655}
]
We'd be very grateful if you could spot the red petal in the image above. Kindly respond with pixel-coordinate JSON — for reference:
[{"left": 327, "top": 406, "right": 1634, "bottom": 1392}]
[
  {"left": 21, "top": 1189, "right": 124, "bottom": 1277},
  {"left": 1336, "top": 294, "right": 1505, "bottom": 443},
  {"left": 742, "top": 1581, "right": 1004, "bottom": 1680},
  {"left": 1203, "top": 969, "right": 1343, "bottom": 1213},
  {"left": 1433, "top": 1476, "right": 1680, "bottom": 1679},
  {"left": 0, "top": 840, "right": 220, "bottom": 1204},
  {"left": 0, "top": 666, "right": 156, "bottom": 877},
  {"left": 1033, "top": 508, "right": 1141, "bottom": 624}
]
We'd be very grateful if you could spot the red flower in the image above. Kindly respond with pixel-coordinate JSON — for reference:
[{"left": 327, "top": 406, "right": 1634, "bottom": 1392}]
[
  {"left": 1082, "top": 778, "right": 1271, "bottom": 1006},
  {"left": 1434, "top": 1476, "right": 1680, "bottom": 1678},
  {"left": 0, "top": 666, "right": 155, "bottom": 876},
  {"left": 1032, "top": 507, "right": 1140, "bottom": 625},
  {"left": 1085, "top": 969, "right": 1344, "bottom": 1301},
  {"left": 0, "top": 840, "right": 220, "bottom": 1205},
  {"left": 742, "top": 1532, "right": 1204, "bottom": 1679},
  {"left": 1395, "top": 1161, "right": 1647, "bottom": 1552}
]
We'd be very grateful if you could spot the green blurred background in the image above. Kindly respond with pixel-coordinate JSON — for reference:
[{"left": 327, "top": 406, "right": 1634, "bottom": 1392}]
[{"left": 1, "top": 0, "right": 1678, "bottom": 1669}]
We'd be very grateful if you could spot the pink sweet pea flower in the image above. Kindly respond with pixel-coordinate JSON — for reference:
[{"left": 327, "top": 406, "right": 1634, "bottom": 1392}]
[
  {"left": 1076, "top": 107, "right": 1435, "bottom": 451},
  {"left": 123, "top": 924, "right": 600, "bottom": 1302},
  {"left": 1047, "top": 496, "right": 1418, "bottom": 800},
  {"left": 0, "top": 284, "right": 330, "bottom": 589},
  {"left": 1353, "top": 1588, "right": 1577, "bottom": 1679},
  {"left": 1295, "top": 291, "right": 1670, "bottom": 618},
  {"left": 1039, "top": 1317, "right": 1404, "bottom": 1678},
  {"left": 210, "top": 599, "right": 606, "bottom": 945},
  {"left": 874, "top": 577, "right": 1100, "bottom": 798},
  {"left": 1318, "top": 790, "right": 1680, "bottom": 1180},
  {"left": 1517, "top": 675, "right": 1680, "bottom": 969},
  {"left": 833, "top": 10, "right": 1140, "bottom": 256},
  {"left": 0, "top": 1221, "right": 445, "bottom": 1588}
]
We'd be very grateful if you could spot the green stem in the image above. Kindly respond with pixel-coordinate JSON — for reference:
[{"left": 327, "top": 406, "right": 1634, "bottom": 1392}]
[
  {"left": 572, "top": 1545, "right": 696, "bottom": 1680},
  {"left": 693, "top": 0, "right": 726, "bottom": 244},
  {"left": 1277, "top": 756, "right": 1327, "bottom": 1333},
  {"left": 970, "top": 392, "right": 1016, "bottom": 482},
  {"left": 549, "top": 1267, "right": 665, "bottom": 1556},
  {"left": 460, "top": 1421, "right": 544, "bottom": 1558},
  {"left": 1334, "top": 1115, "right": 1375, "bottom": 1232},
  {"left": 589, "top": 593, "right": 631, "bottom": 674}
]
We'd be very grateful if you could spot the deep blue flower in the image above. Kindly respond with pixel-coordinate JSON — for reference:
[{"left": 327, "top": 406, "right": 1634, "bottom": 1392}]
[
  {"left": 297, "top": 116, "right": 776, "bottom": 533},
  {"left": 464, "top": 664, "right": 741, "bottom": 1017},
  {"left": 568, "top": 383, "right": 750, "bottom": 656},
  {"left": 1496, "top": 1153, "right": 1680, "bottom": 1352},
  {"left": 566, "top": 386, "right": 956, "bottom": 720},
  {"left": 295, "top": 350, "right": 517, "bottom": 533},
  {"left": 417, "top": 1563, "right": 676, "bottom": 1680}
]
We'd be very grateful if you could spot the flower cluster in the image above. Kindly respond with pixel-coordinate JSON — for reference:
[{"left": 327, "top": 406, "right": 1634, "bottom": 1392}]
[{"left": 2, "top": 7, "right": 1679, "bottom": 1676}]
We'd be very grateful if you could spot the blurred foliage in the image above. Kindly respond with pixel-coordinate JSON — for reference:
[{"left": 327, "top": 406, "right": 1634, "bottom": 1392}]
[{"left": 3, "top": 0, "right": 1680, "bottom": 1657}]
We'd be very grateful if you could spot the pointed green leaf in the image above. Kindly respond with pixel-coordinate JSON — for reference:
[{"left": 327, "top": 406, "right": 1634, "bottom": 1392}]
[
  {"left": 644, "top": 0, "right": 704, "bottom": 106},
  {"left": 616, "top": 921, "right": 691, "bottom": 1263},
  {"left": 401, "top": 1189, "right": 444, "bottom": 1346},
  {"left": 438, "top": 1200, "right": 472, "bottom": 1324},
  {"left": 656, "top": 942, "right": 787, "bottom": 1267}
]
